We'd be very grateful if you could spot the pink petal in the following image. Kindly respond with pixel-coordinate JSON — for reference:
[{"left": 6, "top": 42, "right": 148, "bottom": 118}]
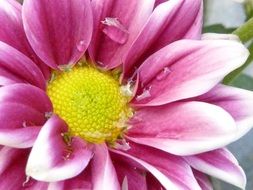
[
  {"left": 118, "top": 141, "right": 201, "bottom": 190},
  {"left": 185, "top": 148, "right": 246, "bottom": 189},
  {"left": 123, "top": 0, "right": 203, "bottom": 79},
  {"left": 26, "top": 115, "right": 93, "bottom": 182},
  {"left": 112, "top": 152, "right": 147, "bottom": 190},
  {"left": 146, "top": 174, "right": 164, "bottom": 190},
  {"left": 0, "top": 84, "right": 50, "bottom": 147},
  {"left": 23, "top": 0, "right": 93, "bottom": 69},
  {"left": 0, "top": 127, "right": 40, "bottom": 148},
  {"left": 0, "top": 0, "right": 50, "bottom": 79},
  {"left": 0, "top": 103, "right": 46, "bottom": 130},
  {"left": 0, "top": 84, "right": 52, "bottom": 113},
  {"left": 24, "top": 182, "right": 49, "bottom": 190},
  {"left": 0, "top": 147, "right": 29, "bottom": 189},
  {"left": 89, "top": 0, "right": 155, "bottom": 69},
  {"left": 131, "top": 40, "right": 249, "bottom": 106},
  {"left": 111, "top": 149, "right": 181, "bottom": 190},
  {"left": 195, "top": 84, "right": 253, "bottom": 138},
  {"left": 48, "top": 168, "right": 92, "bottom": 190},
  {"left": 91, "top": 144, "right": 120, "bottom": 190},
  {"left": 193, "top": 170, "right": 213, "bottom": 190},
  {"left": 127, "top": 101, "right": 238, "bottom": 155},
  {"left": 0, "top": 147, "right": 28, "bottom": 176},
  {"left": 154, "top": 0, "right": 167, "bottom": 6},
  {"left": 0, "top": 42, "right": 46, "bottom": 89},
  {"left": 0, "top": 147, "right": 48, "bottom": 190}
]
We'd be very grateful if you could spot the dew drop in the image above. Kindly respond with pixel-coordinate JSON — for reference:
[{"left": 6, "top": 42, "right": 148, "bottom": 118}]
[
  {"left": 76, "top": 40, "right": 86, "bottom": 52},
  {"left": 156, "top": 67, "right": 171, "bottom": 81},
  {"left": 101, "top": 17, "right": 129, "bottom": 44}
]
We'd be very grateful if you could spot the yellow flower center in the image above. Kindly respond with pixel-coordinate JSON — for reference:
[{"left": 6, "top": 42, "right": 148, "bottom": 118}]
[{"left": 47, "top": 65, "right": 131, "bottom": 144}]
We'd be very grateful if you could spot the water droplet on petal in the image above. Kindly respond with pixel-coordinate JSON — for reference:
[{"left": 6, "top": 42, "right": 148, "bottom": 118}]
[
  {"left": 156, "top": 67, "right": 171, "bottom": 81},
  {"left": 76, "top": 40, "right": 86, "bottom": 52},
  {"left": 101, "top": 17, "right": 129, "bottom": 44}
]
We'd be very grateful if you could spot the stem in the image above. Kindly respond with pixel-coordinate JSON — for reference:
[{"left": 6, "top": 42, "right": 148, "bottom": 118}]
[{"left": 233, "top": 17, "right": 253, "bottom": 43}]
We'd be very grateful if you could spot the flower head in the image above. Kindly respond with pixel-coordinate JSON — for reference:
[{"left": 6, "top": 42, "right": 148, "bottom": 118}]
[{"left": 0, "top": 0, "right": 252, "bottom": 189}]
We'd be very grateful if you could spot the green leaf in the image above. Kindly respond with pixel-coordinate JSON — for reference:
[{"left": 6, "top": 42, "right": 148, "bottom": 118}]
[
  {"left": 223, "top": 42, "right": 253, "bottom": 84},
  {"left": 230, "top": 74, "right": 253, "bottom": 91}
]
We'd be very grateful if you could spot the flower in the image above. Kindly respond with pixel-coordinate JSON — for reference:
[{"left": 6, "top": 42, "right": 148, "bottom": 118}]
[{"left": 0, "top": 0, "right": 252, "bottom": 189}]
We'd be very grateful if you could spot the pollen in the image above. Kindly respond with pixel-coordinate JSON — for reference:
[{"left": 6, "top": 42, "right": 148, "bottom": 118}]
[{"left": 47, "top": 65, "right": 131, "bottom": 144}]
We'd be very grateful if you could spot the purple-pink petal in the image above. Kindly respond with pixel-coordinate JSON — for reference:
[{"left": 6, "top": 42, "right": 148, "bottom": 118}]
[
  {"left": 48, "top": 168, "right": 92, "bottom": 190},
  {"left": 0, "top": 84, "right": 52, "bottom": 113},
  {"left": 193, "top": 170, "right": 213, "bottom": 190},
  {"left": 0, "top": 147, "right": 48, "bottom": 190},
  {"left": 22, "top": 0, "right": 93, "bottom": 69},
  {"left": 112, "top": 152, "right": 148, "bottom": 190},
  {"left": 0, "top": 147, "right": 28, "bottom": 190},
  {"left": 123, "top": 0, "right": 203, "bottom": 79},
  {"left": 89, "top": 0, "right": 155, "bottom": 69},
  {"left": 131, "top": 40, "right": 249, "bottom": 106},
  {"left": 111, "top": 148, "right": 181, "bottom": 190},
  {"left": 91, "top": 144, "right": 120, "bottom": 190},
  {"left": 185, "top": 148, "right": 246, "bottom": 189},
  {"left": 127, "top": 101, "right": 238, "bottom": 155},
  {"left": 195, "top": 84, "right": 253, "bottom": 138},
  {"left": 0, "top": 103, "right": 46, "bottom": 130},
  {"left": 0, "top": 127, "right": 40, "bottom": 148},
  {"left": 0, "top": 42, "right": 46, "bottom": 90},
  {"left": 121, "top": 142, "right": 201, "bottom": 190},
  {"left": 0, "top": 84, "right": 51, "bottom": 148},
  {"left": 26, "top": 115, "right": 93, "bottom": 182},
  {"left": 0, "top": 0, "right": 50, "bottom": 79}
]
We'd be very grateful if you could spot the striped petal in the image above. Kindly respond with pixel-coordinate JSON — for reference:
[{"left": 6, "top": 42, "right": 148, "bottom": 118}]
[
  {"left": 23, "top": 0, "right": 93, "bottom": 69},
  {"left": 193, "top": 170, "right": 213, "bottom": 190},
  {"left": 89, "top": 0, "right": 155, "bottom": 69},
  {"left": 131, "top": 40, "right": 249, "bottom": 106},
  {"left": 0, "top": 42, "right": 46, "bottom": 89},
  {"left": 195, "top": 84, "right": 253, "bottom": 138},
  {"left": 0, "top": 0, "right": 50, "bottom": 79},
  {"left": 123, "top": 0, "right": 203, "bottom": 79},
  {"left": 119, "top": 142, "right": 201, "bottom": 190},
  {"left": 185, "top": 148, "right": 246, "bottom": 189},
  {"left": 91, "top": 144, "right": 120, "bottom": 190},
  {"left": 127, "top": 101, "right": 238, "bottom": 155}
]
